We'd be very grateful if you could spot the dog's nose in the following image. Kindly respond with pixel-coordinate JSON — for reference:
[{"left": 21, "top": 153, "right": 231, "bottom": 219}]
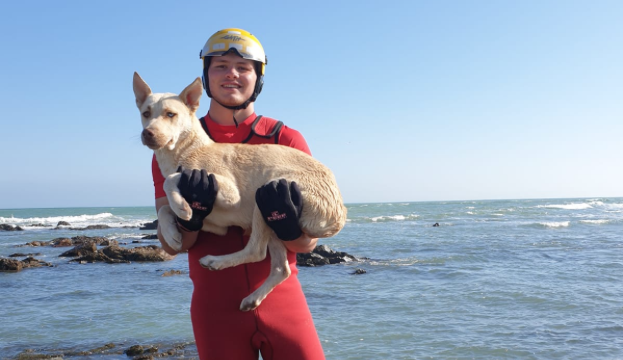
[{"left": 142, "top": 129, "right": 155, "bottom": 140}]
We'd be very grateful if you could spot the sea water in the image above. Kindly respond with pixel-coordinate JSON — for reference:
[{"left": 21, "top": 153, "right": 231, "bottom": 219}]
[{"left": 1, "top": 198, "right": 622, "bottom": 359}]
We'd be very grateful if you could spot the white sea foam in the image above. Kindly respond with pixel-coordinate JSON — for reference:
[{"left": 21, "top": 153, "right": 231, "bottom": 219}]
[
  {"left": 537, "top": 203, "right": 592, "bottom": 210},
  {"left": 539, "top": 221, "right": 570, "bottom": 228},
  {"left": 579, "top": 219, "right": 610, "bottom": 225},
  {"left": 0, "top": 213, "right": 149, "bottom": 229},
  {"left": 368, "top": 214, "right": 419, "bottom": 222}
]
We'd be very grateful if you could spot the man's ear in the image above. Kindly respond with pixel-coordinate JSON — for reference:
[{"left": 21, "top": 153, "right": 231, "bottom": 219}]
[
  {"left": 179, "top": 77, "right": 203, "bottom": 113},
  {"left": 133, "top": 72, "right": 152, "bottom": 108}
]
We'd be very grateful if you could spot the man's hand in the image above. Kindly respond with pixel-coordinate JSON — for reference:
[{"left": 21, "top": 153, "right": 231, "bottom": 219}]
[
  {"left": 255, "top": 179, "right": 303, "bottom": 241},
  {"left": 176, "top": 166, "right": 219, "bottom": 232}
]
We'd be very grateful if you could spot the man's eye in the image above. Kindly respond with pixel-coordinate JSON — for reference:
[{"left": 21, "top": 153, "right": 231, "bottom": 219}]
[
  {"left": 167, "top": 112, "right": 176, "bottom": 118},
  {"left": 142, "top": 111, "right": 150, "bottom": 117}
]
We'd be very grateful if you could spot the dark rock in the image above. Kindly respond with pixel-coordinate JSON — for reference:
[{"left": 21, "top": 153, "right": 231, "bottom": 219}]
[
  {"left": 68, "top": 244, "right": 173, "bottom": 264},
  {"left": 56, "top": 221, "right": 71, "bottom": 227},
  {"left": 0, "top": 258, "right": 23, "bottom": 271},
  {"left": 32, "top": 236, "right": 115, "bottom": 248},
  {"left": 9, "top": 252, "right": 41, "bottom": 257},
  {"left": 352, "top": 268, "right": 367, "bottom": 275},
  {"left": 433, "top": 222, "right": 440, "bottom": 227},
  {"left": 84, "top": 224, "right": 110, "bottom": 230},
  {"left": 142, "top": 234, "right": 158, "bottom": 239},
  {"left": 70, "top": 252, "right": 129, "bottom": 264},
  {"left": 102, "top": 244, "right": 173, "bottom": 262},
  {"left": 125, "top": 345, "right": 144, "bottom": 356},
  {"left": 21, "top": 257, "right": 53, "bottom": 268},
  {"left": 0, "top": 224, "right": 24, "bottom": 231},
  {"left": 140, "top": 220, "right": 158, "bottom": 230},
  {"left": 59, "top": 242, "right": 98, "bottom": 257},
  {"left": 52, "top": 238, "right": 74, "bottom": 247},
  {"left": 23, "top": 240, "right": 49, "bottom": 247},
  {"left": 0, "top": 257, "right": 52, "bottom": 272},
  {"left": 296, "top": 245, "right": 360, "bottom": 267}
]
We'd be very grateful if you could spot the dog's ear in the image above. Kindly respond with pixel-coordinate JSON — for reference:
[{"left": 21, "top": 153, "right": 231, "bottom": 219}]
[
  {"left": 133, "top": 72, "right": 152, "bottom": 108},
  {"left": 179, "top": 77, "right": 203, "bottom": 113}
]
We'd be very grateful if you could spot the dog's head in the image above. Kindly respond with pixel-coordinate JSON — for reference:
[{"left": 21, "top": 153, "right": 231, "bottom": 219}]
[{"left": 133, "top": 72, "right": 203, "bottom": 151}]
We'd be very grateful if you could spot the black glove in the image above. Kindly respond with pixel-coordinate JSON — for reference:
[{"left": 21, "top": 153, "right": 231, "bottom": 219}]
[
  {"left": 175, "top": 166, "right": 218, "bottom": 232},
  {"left": 255, "top": 179, "right": 303, "bottom": 241}
]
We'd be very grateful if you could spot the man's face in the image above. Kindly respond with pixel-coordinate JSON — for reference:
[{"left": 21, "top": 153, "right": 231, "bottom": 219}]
[{"left": 208, "top": 52, "right": 257, "bottom": 107}]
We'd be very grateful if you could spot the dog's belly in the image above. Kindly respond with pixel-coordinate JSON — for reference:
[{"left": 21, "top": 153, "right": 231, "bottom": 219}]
[{"left": 205, "top": 208, "right": 252, "bottom": 232}]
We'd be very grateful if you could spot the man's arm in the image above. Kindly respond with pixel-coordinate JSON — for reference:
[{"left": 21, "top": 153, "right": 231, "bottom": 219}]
[{"left": 284, "top": 232, "right": 318, "bottom": 253}]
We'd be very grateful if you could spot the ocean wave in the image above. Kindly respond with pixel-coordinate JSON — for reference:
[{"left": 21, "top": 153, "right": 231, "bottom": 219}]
[
  {"left": 369, "top": 214, "right": 419, "bottom": 222},
  {"left": 537, "top": 221, "right": 570, "bottom": 228},
  {"left": 0, "top": 213, "right": 151, "bottom": 229},
  {"left": 579, "top": 219, "right": 610, "bottom": 225},
  {"left": 346, "top": 214, "right": 420, "bottom": 223},
  {"left": 537, "top": 203, "right": 592, "bottom": 210}
]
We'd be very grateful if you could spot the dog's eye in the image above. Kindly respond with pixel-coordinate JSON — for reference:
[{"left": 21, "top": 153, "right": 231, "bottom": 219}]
[
  {"left": 142, "top": 111, "right": 151, "bottom": 118},
  {"left": 166, "top": 112, "right": 176, "bottom": 118}
]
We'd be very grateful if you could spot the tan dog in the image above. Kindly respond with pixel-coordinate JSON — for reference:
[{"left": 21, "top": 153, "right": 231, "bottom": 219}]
[{"left": 133, "top": 72, "right": 347, "bottom": 311}]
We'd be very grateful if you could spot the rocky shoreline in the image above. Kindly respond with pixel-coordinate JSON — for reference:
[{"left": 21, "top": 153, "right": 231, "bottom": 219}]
[
  {"left": 1, "top": 221, "right": 366, "bottom": 272},
  {"left": 7, "top": 340, "right": 198, "bottom": 360}
]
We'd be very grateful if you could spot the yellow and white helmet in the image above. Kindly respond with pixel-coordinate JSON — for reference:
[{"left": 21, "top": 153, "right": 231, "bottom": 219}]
[{"left": 200, "top": 28, "right": 267, "bottom": 109}]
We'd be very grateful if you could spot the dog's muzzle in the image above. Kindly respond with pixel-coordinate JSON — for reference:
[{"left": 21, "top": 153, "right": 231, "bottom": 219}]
[{"left": 142, "top": 128, "right": 163, "bottom": 149}]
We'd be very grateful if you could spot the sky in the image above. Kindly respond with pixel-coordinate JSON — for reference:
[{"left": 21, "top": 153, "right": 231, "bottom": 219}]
[{"left": 0, "top": 0, "right": 621, "bottom": 209}]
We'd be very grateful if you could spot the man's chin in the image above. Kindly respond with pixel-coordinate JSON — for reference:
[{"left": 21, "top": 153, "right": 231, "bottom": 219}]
[{"left": 213, "top": 95, "right": 247, "bottom": 108}]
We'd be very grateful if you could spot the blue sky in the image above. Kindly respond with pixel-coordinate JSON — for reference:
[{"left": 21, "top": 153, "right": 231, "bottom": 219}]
[{"left": 0, "top": 0, "right": 621, "bottom": 208}]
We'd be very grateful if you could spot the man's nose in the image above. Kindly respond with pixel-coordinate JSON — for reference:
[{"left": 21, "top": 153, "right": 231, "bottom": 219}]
[{"left": 225, "top": 67, "right": 239, "bottom": 79}]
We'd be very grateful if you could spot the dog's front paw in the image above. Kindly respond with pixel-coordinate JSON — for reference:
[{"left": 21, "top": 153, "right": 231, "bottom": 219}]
[
  {"left": 199, "top": 255, "right": 227, "bottom": 271},
  {"left": 240, "top": 295, "right": 262, "bottom": 312},
  {"left": 170, "top": 199, "right": 193, "bottom": 221}
]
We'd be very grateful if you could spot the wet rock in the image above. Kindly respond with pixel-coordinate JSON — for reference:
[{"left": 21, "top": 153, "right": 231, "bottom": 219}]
[
  {"left": 9, "top": 252, "right": 41, "bottom": 257},
  {"left": 0, "top": 258, "right": 23, "bottom": 271},
  {"left": 68, "top": 224, "right": 111, "bottom": 230},
  {"left": 24, "top": 236, "right": 115, "bottom": 248},
  {"left": 296, "top": 245, "right": 360, "bottom": 267},
  {"left": 0, "top": 224, "right": 24, "bottom": 231},
  {"left": 161, "top": 269, "right": 183, "bottom": 277},
  {"left": 124, "top": 345, "right": 144, "bottom": 356},
  {"left": 102, "top": 244, "right": 173, "bottom": 262},
  {"left": 142, "top": 234, "right": 158, "bottom": 240},
  {"left": 22, "top": 256, "right": 53, "bottom": 268},
  {"left": 52, "top": 238, "right": 74, "bottom": 247},
  {"left": 140, "top": 220, "right": 158, "bottom": 230},
  {"left": 59, "top": 242, "right": 98, "bottom": 257},
  {"left": 56, "top": 221, "right": 71, "bottom": 227},
  {"left": 0, "top": 257, "right": 53, "bottom": 272},
  {"left": 68, "top": 245, "right": 173, "bottom": 264},
  {"left": 352, "top": 268, "right": 367, "bottom": 275},
  {"left": 70, "top": 252, "right": 129, "bottom": 264}
]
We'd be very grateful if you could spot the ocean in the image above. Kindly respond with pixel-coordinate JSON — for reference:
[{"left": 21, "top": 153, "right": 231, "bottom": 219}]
[{"left": 1, "top": 197, "right": 622, "bottom": 359}]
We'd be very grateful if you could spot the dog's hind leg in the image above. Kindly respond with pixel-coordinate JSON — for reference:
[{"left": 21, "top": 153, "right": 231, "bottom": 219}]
[
  {"left": 157, "top": 205, "right": 183, "bottom": 251},
  {"left": 239, "top": 236, "right": 291, "bottom": 311},
  {"left": 199, "top": 206, "right": 270, "bottom": 271}
]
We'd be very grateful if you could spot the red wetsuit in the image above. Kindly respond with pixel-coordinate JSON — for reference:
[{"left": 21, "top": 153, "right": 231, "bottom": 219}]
[{"left": 152, "top": 113, "right": 325, "bottom": 360}]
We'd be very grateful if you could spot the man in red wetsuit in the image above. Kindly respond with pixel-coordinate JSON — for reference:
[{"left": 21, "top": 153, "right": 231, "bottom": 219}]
[{"left": 152, "top": 28, "right": 326, "bottom": 359}]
